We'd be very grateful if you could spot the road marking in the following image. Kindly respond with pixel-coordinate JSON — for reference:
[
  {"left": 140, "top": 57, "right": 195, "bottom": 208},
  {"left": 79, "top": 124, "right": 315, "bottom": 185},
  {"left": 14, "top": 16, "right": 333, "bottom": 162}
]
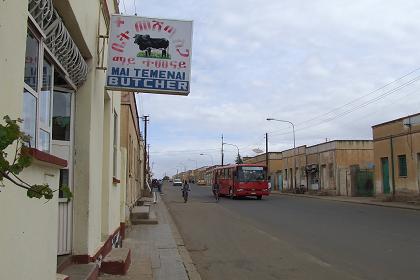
[{"left": 301, "top": 252, "right": 332, "bottom": 268}]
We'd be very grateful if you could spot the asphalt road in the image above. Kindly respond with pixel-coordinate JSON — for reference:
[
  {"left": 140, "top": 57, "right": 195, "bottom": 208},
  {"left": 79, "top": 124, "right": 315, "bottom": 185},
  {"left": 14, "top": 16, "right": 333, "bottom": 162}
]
[{"left": 161, "top": 182, "right": 420, "bottom": 280}]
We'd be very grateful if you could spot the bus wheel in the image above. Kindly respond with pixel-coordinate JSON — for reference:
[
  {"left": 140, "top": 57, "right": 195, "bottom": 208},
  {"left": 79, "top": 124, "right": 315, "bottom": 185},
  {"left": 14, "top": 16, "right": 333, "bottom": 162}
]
[
  {"left": 256, "top": 195, "right": 262, "bottom": 200},
  {"left": 229, "top": 188, "right": 235, "bottom": 199}
]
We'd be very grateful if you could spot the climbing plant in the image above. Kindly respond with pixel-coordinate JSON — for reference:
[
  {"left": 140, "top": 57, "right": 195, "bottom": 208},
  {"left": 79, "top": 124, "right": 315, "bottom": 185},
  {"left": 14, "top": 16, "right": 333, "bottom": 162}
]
[{"left": 0, "top": 116, "right": 72, "bottom": 200}]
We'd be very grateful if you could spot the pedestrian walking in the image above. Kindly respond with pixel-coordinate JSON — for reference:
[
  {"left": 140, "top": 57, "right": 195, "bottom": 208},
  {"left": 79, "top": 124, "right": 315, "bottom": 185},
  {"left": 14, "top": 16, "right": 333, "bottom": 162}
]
[
  {"left": 152, "top": 179, "right": 159, "bottom": 203},
  {"left": 158, "top": 179, "right": 162, "bottom": 193}
]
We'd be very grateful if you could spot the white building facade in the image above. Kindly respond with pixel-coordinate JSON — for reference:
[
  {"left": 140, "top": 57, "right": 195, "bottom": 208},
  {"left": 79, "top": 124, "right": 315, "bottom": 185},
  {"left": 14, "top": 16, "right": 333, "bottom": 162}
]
[{"left": 0, "top": 0, "right": 123, "bottom": 279}]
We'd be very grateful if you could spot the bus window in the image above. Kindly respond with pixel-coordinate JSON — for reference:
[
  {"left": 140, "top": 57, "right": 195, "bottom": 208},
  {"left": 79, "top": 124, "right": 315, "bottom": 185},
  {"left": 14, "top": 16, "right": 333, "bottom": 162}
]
[{"left": 238, "top": 166, "right": 266, "bottom": 182}]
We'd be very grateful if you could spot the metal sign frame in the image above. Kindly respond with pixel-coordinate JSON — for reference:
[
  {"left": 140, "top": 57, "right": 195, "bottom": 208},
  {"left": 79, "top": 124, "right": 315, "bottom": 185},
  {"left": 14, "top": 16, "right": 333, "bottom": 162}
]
[{"left": 106, "top": 14, "right": 193, "bottom": 96}]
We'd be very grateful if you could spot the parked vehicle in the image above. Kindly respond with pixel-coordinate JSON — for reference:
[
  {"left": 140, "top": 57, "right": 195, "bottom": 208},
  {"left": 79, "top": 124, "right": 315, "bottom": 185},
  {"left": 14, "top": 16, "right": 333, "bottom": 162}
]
[
  {"left": 197, "top": 179, "right": 206, "bottom": 185},
  {"left": 212, "top": 164, "right": 269, "bottom": 200},
  {"left": 173, "top": 178, "right": 182, "bottom": 186}
]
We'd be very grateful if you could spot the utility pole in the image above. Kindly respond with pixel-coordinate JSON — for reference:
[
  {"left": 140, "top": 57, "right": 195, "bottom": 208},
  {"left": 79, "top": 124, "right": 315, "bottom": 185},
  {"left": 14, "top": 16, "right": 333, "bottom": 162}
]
[
  {"left": 147, "top": 144, "right": 150, "bottom": 180},
  {"left": 221, "top": 134, "right": 224, "bottom": 166},
  {"left": 142, "top": 115, "right": 149, "bottom": 189},
  {"left": 266, "top": 118, "right": 296, "bottom": 190},
  {"left": 265, "top": 133, "right": 269, "bottom": 178}
]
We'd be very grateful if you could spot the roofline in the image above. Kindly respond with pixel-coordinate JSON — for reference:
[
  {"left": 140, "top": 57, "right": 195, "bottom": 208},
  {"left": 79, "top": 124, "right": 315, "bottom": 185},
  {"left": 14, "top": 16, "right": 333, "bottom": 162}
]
[
  {"left": 372, "top": 112, "right": 420, "bottom": 128},
  {"left": 213, "top": 163, "right": 266, "bottom": 170},
  {"left": 306, "top": 139, "right": 372, "bottom": 149},
  {"left": 280, "top": 145, "right": 306, "bottom": 153}
]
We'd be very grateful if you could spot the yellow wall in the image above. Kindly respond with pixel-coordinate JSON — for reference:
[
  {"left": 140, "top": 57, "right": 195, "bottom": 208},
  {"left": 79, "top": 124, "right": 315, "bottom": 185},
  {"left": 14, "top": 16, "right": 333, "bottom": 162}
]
[
  {"left": 65, "top": 0, "right": 122, "bottom": 256},
  {"left": 373, "top": 118, "right": 420, "bottom": 195},
  {"left": 0, "top": 1, "right": 61, "bottom": 279},
  {"left": 0, "top": 165, "right": 60, "bottom": 280},
  {"left": 120, "top": 93, "right": 144, "bottom": 218},
  {"left": 1, "top": 0, "right": 124, "bottom": 277}
]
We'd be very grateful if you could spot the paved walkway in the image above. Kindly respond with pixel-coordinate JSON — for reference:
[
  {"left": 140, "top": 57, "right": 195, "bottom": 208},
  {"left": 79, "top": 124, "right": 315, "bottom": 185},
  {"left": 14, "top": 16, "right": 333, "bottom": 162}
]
[
  {"left": 100, "top": 193, "right": 201, "bottom": 280},
  {"left": 271, "top": 191, "right": 420, "bottom": 211}
]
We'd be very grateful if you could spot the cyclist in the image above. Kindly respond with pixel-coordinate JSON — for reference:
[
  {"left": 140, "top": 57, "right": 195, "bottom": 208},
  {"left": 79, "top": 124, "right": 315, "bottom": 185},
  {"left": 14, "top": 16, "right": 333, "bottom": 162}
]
[
  {"left": 182, "top": 180, "right": 190, "bottom": 203},
  {"left": 213, "top": 183, "right": 220, "bottom": 201}
]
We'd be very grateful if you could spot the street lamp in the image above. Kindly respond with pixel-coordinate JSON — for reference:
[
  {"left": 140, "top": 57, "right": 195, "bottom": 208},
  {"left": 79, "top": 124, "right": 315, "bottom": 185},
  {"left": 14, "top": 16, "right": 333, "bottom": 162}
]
[
  {"left": 187, "top": 158, "right": 198, "bottom": 169},
  {"left": 178, "top": 162, "right": 186, "bottom": 172},
  {"left": 266, "top": 118, "right": 296, "bottom": 190},
  {"left": 223, "top": 142, "right": 240, "bottom": 162},
  {"left": 199, "top": 153, "right": 214, "bottom": 165}
]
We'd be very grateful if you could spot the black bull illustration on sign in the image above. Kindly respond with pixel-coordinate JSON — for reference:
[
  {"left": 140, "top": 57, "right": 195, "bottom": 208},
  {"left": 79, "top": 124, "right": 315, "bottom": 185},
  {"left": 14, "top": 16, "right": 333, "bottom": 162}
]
[{"left": 133, "top": 34, "right": 170, "bottom": 58}]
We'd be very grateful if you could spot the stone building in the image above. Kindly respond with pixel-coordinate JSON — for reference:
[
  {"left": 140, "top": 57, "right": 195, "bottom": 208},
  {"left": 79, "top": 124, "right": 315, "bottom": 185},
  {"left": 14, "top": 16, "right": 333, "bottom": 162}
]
[
  {"left": 372, "top": 113, "right": 420, "bottom": 198},
  {"left": 244, "top": 140, "right": 373, "bottom": 195},
  {"left": 120, "top": 92, "right": 145, "bottom": 232}
]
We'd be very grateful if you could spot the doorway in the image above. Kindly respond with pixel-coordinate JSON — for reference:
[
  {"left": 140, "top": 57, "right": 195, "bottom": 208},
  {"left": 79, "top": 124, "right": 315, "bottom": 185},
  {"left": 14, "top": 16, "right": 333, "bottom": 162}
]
[
  {"left": 52, "top": 89, "right": 74, "bottom": 255},
  {"left": 381, "top": 157, "right": 390, "bottom": 194},
  {"left": 321, "top": 165, "right": 327, "bottom": 189},
  {"left": 277, "top": 173, "right": 283, "bottom": 191}
]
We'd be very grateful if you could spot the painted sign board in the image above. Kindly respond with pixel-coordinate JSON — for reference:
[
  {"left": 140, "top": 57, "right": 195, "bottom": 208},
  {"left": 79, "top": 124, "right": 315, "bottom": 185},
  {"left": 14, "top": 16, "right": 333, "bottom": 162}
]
[{"left": 106, "top": 15, "right": 193, "bottom": 95}]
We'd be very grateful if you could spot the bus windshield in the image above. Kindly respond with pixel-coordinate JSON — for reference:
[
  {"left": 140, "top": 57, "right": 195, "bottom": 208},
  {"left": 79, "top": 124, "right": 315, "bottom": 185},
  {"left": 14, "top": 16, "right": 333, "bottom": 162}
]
[{"left": 237, "top": 166, "right": 265, "bottom": 182}]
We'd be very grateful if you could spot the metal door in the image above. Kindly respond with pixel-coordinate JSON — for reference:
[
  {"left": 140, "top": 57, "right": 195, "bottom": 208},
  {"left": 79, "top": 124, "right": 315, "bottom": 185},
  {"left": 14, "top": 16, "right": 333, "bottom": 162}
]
[
  {"left": 51, "top": 90, "right": 74, "bottom": 255},
  {"left": 278, "top": 174, "right": 283, "bottom": 191},
  {"left": 381, "top": 157, "right": 390, "bottom": 194},
  {"left": 270, "top": 176, "right": 275, "bottom": 191}
]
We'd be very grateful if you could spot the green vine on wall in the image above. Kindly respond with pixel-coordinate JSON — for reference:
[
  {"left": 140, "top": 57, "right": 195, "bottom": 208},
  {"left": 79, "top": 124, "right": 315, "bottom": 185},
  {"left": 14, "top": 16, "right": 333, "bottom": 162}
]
[{"left": 0, "top": 116, "right": 72, "bottom": 200}]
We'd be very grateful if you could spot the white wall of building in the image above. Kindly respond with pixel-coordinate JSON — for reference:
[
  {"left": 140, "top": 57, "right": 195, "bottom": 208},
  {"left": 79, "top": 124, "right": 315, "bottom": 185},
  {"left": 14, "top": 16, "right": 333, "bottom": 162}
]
[
  {"left": 0, "top": 1, "right": 123, "bottom": 278},
  {"left": 0, "top": 1, "right": 61, "bottom": 279}
]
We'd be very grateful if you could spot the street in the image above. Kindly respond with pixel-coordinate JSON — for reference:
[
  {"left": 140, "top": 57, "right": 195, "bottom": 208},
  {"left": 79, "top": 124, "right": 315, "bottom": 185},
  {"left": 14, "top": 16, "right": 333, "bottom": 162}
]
[{"left": 162, "top": 182, "right": 420, "bottom": 280}]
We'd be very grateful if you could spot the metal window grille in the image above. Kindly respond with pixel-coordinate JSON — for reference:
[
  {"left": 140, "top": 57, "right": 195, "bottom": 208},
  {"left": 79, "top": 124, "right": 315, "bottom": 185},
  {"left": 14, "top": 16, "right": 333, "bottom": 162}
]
[{"left": 28, "top": 0, "right": 88, "bottom": 88}]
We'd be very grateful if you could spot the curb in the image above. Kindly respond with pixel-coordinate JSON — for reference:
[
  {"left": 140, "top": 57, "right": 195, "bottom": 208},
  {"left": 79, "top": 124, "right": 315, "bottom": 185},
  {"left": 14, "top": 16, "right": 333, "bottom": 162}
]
[
  {"left": 159, "top": 194, "right": 202, "bottom": 280},
  {"left": 271, "top": 192, "right": 420, "bottom": 211}
]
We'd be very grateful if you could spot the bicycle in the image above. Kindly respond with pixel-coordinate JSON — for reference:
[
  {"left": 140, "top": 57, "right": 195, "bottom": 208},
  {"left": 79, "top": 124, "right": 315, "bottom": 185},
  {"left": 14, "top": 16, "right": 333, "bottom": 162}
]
[
  {"left": 182, "top": 183, "right": 189, "bottom": 203},
  {"left": 182, "top": 188, "right": 188, "bottom": 203},
  {"left": 213, "top": 185, "right": 220, "bottom": 202}
]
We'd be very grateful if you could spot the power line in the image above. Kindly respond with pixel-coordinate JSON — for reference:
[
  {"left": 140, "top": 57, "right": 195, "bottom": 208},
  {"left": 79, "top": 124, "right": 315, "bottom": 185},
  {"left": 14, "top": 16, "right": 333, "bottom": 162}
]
[
  {"left": 323, "top": 76, "right": 420, "bottom": 122},
  {"left": 268, "top": 67, "right": 420, "bottom": 135},
  {"left": 269, "top": 73, "right": 420, "bottom": 137},
  {"left": 299, "top": 67, "right": 420, "bottom": 125}
]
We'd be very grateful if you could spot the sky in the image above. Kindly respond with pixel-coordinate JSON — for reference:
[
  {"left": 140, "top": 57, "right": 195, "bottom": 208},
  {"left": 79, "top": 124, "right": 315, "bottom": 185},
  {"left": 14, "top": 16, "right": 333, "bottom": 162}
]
[{"left": 120, "top": 0, "right": 420, "bottom": 178}]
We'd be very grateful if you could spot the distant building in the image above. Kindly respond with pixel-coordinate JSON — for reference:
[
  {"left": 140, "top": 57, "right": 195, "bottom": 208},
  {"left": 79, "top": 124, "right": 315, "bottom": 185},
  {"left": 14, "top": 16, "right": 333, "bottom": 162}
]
[
  {"left": 244, "top": 140, "right": 374, "bottom": 196},
  {"left": 305, "top": 140, "right": 373, "bottom": 196},
  {"left": 120, "top": 92, "right": 145, "bottom": 231},
  {"left": 372, "top": 113, "right": 420, "bottom": 198}
]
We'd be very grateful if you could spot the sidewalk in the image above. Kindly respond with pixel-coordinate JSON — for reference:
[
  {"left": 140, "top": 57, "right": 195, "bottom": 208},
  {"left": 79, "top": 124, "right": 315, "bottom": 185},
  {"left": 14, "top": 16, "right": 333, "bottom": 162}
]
[
  {"left": 100, "top": 194, "right": 201, "bottom": 280},
  {"left": 271, "top": 191, "right": 420, "bottom": 211}
]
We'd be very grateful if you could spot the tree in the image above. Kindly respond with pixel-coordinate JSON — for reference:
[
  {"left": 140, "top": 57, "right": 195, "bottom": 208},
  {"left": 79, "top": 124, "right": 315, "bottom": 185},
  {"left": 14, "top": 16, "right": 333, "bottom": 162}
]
[
  {"left": 0, "top": 116, "right": 72, "bottom": 200},
  {"left": 235, "top": 154, "right": 243, "bottom": 164}
]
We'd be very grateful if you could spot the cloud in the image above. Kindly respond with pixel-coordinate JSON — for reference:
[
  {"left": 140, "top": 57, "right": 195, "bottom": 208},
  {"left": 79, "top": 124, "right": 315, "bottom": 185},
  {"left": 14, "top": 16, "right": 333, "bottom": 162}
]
[{"left": 127, "top": 0, "right": 420, "bottom": 177}]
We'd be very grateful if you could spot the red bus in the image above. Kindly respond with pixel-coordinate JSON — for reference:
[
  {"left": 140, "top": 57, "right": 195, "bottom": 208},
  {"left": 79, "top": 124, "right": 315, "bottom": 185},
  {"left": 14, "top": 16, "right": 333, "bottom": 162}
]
[{"left": 212, "top": 164, "right": 269, "bottom": 200}]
